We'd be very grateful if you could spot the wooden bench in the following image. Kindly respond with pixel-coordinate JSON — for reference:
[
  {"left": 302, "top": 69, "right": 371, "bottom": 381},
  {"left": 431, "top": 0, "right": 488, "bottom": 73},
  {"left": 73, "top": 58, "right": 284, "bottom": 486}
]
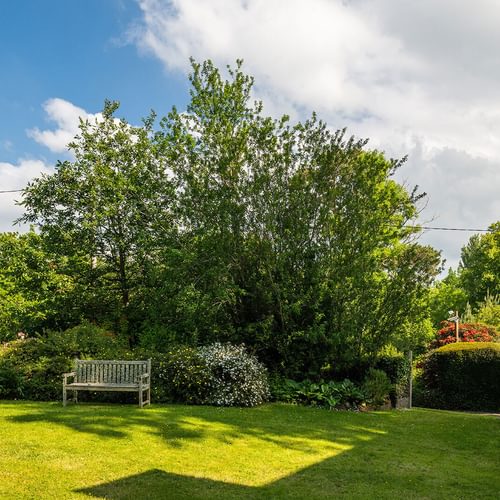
[{"left": 63, "top": 359, "right": 151, "bottom": 408}]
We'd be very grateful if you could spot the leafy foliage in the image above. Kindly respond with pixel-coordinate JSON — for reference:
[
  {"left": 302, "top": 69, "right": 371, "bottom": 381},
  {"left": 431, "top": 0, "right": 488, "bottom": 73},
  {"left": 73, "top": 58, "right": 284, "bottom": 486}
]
[
  {"left": 19, "top": 102, "right": 175, "bottom": 340},
  {"left": 375, "top": 351, "right": 411, "bottom": 405},
  {"left": 473, "top": 292, "right": 500, "bottom": 329},
  {"left": 0, "top": 323, "right": 130, "bottom": 400},
  {"left": 432, "top": 321, "right": 497, "bottom": 348},
  {"left": 0, "top": 231, "right": 79, "bottom": 341},
  {"left": 427, "top": 269, "right": 468, "bottom": 328},
  {"left": 418, "top": 342, "right": 500, "bottom": 411},
  {"left": 151, "top": 346, "right": 211, "bottom": 404},
  {"left": 362, "top": 368, "right": 392, "bottom": 408},
  {"left": 151, "top": 343, "right": 270, "bottom": 407},
  {"left": 459, "top": 222, "right": 500, "bottom": 308},
  {"left": 271, "top": 378, "right": 366, "bottom": 409},
  {"left": 198, "top": 343, "right": 270, "bottom": 407},
  {"left": 7, "top": 59, "right": 443, "bottom": 379}
]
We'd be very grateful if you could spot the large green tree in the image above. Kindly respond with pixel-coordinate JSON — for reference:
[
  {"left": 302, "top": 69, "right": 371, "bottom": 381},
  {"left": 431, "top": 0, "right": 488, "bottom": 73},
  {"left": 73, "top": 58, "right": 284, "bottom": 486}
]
[
  {"left": 458, "top": 221, "right": 500, "bottom": 307},
  {"left": 19, "top": 101, "right": 175, "bottom": 338},
  {"left": 0, "top": 231, "right": 76, "bottom": 341},
  {"left": 18, "top": 60, "right": 441, "bottom": 376},
  {"left": 149, "top": 60, "right": 441, "bottom": 375}
]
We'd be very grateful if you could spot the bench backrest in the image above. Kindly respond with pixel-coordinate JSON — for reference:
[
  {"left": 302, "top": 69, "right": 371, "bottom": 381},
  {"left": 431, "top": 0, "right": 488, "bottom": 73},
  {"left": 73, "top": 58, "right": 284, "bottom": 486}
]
[{"left": 75, "top": 360, "right": 151, "bottom": 384}]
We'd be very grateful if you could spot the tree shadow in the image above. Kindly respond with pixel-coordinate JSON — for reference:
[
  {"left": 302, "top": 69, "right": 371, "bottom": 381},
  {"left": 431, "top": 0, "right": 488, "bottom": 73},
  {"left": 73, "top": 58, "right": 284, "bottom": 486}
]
[
  {"left": 4, "top": 402, "right": 498, "bottom": 498},
  {"left": 74, "top": 429, "right": 490, "bottom": 499},
  {"left": 75, "top": 469, "right": 253, "bottom": 499},
  {"left": 5, "top": 401, "right": 390, "bottom": 452}
]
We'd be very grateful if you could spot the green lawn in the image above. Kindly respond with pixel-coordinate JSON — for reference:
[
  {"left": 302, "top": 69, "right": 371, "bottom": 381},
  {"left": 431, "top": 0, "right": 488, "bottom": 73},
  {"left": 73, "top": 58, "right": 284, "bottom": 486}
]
[{"left": 0, "top": 402, "right": 498, "bottom": 499}]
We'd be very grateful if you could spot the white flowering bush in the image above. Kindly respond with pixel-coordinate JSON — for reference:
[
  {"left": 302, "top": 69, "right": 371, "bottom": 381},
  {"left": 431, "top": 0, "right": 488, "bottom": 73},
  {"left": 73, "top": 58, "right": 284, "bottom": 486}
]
[{"left": 198, "top": 343, "right": 270, "bottom": 407}]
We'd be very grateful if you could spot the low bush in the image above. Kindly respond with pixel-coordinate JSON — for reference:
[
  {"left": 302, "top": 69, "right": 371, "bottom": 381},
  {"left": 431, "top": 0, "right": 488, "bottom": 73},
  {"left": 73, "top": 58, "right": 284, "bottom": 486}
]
[
  {"left": 418, "top": 342, "right": 500, "bottom": 411},
  {"left": 0, "top": 360, "right": 22, "bottom": 398},
  {"left": 151, "top": 347, "right": 211, "bottom": 404},
  {"left": 431, "top": 321, "right": 496, "bottom": 348},
  {"left": 270, "top": 378, "right": 366, "bottom": 410},
  {"left": 375, "top": 353, "right": 411, "bottom": 407},
  {"left": 362, "top": 368, "right": 392, "bottom": 408},
  {"left": 0, "top": 322, "right": 130, "bottom": 401},
  {"left": 149, "top": 343, "right": 270, "bottom": 407},
  {"left": 199, "top": 343, "right": 270, "bottom": 407}
]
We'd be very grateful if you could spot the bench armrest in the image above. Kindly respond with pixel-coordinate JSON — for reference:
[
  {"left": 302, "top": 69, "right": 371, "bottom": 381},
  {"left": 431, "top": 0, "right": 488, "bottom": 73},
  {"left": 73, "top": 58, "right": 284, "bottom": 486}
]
[
  {"left": 63, "top": 371, "right": 76, "bottom": 382},
  {"left": 138, "top": 373, "right": 150, "bottom": 382}
]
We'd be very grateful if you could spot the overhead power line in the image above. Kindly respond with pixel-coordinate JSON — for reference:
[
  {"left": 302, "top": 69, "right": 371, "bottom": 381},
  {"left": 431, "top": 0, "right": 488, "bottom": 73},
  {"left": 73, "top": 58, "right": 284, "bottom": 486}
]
[
  {"left": 0, "top": 189, "right": 493, "bottom": 233},
  {"left": 417, "top": 226, "right": 491, "bottom": 232}
]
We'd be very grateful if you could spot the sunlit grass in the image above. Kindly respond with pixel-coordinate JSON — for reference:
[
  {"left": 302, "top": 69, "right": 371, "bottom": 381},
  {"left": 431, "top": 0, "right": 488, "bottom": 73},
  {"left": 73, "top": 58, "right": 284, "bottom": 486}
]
[{"left": 0, "top": 402, "right": 498, "bottom": 499}]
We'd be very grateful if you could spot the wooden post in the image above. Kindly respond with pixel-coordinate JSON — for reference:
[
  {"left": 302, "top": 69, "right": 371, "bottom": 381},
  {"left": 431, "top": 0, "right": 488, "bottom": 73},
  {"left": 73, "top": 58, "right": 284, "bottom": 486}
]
[
  {"left": 408, "top": 350, "right": 413, "bottom": 410},
  {"left": 455, "top": 311, "right": 459, "bottom": 342}
]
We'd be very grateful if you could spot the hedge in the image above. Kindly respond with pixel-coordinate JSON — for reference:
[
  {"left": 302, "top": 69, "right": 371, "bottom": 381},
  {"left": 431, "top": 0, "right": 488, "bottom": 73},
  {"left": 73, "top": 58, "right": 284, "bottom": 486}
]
[{"left": 418, "top": 342, "right": 500, "bottom": 411}]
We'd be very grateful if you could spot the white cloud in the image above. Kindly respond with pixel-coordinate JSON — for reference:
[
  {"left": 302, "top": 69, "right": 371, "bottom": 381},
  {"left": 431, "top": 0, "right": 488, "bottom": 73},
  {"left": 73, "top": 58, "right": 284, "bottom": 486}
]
[
  {"left": 0, "top": 159, "right": 53, "bottom": 232},
  {"left": 397, "top": 146, "right": 500, "bottom": 271},
  {"left": 134, "top": 0, "right": 500, "bottom": 271},
  {"left": 27, "top": 98, "right": 102, "bottom": 153}
]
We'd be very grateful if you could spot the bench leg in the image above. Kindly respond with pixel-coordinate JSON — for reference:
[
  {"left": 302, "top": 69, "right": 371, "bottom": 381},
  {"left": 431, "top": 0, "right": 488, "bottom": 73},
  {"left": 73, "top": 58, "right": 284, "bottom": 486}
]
[
  {"left": 63, "top": 386, "right": 67, "bottom": 407},
  {"left": 74, "top": 390, "right": 78, "bottom": 403},
  {"left": 147, "top": 386, "right": 151, "bottom": 406}
]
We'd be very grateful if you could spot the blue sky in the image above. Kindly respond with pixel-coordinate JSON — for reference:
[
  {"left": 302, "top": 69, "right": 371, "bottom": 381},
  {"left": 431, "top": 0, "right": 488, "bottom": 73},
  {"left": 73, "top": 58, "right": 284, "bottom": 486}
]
[
  {"left": 1, "top": 0, "right": 499, "bottom": 271},
  {"left": 0, "top": 0, "right": 186, "bottom": 165}
]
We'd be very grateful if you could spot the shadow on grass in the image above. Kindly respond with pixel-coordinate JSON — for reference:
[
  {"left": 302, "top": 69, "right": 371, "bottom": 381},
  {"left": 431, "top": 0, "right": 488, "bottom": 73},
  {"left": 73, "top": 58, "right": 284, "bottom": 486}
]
[
  {"left": 3, "top": 401, "right": 499, "bottom": 498},
  {"left": 4, "top": 400, "right": 392, "bottom": 451},
  {"left": 75, "top": 462, "right": 383, "bottom": 499},
  {"left": 75, "top": 469, "right": 253, "bottom": 499}
]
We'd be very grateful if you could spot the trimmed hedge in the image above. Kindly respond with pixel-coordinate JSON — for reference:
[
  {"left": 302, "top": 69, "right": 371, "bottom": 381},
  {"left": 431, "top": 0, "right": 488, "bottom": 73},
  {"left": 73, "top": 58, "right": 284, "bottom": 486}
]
[{"left": 419, "top": 342, "right": 500, "bottom": 411}]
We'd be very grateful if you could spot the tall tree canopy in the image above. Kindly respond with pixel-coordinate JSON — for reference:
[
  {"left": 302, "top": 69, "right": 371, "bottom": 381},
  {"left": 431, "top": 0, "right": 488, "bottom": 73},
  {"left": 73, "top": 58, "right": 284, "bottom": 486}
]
[
  {"left": 18, "top": 60, "right": 441, "bottom": 375},
  {"left": 20, "top": 102, "right": 175, "bottom": 336},
  {"left": 459, "top": 221, "right": 500, "bottom": 307},
  {"left": 0, "top": 231, "right": 76, "bottom": 341}
]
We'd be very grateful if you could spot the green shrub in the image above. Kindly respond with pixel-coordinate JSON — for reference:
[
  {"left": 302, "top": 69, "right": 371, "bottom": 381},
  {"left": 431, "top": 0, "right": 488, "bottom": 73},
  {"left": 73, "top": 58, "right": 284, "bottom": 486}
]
[
  {"left": 0, "top": 360, "right": 22, "bottom": 398},
  {"left": 199, "top": 343, "right": 270, "bottom": 407},
  {"left": 362, "top": 368, "right": 392, "bottom": 408},
  {"left": 148, "top": 343, "right": 270, "bottom": 407},
  {"left": 419, "top": 342, "right": 500, "bottom": 411},
  {"left": 151, "top": 347, "right": 211, "bottom": 404},
  {"left": 375, "top": 353, "right": 411, "bottom": 407},
  {"left": 0, "top": 322, "right": 131, "bottom": 401},
  {"left": 432, "top": 321, "right": 496, "bottom": 348},
  {"left": 270, "top": 377, "right": 366, "bottom": 410}
]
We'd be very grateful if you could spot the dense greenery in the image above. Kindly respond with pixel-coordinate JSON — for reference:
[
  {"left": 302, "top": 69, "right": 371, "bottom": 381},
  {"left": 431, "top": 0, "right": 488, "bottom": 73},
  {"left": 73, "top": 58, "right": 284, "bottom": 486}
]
[
  {"left": 0, "top": 60, "right": 442, "bottom": 381},
  {"left": 459, "top": 222, "right": 500, "bottom": 307},
  {"left": 271, "top": 378, "right": 366, "bottom": 409},
  {"left": 1, "top": 402, "right": 499, "bottom": 499},
  {"left": 0, "top": 329, "right": 269, "bottom": 407},
  {"left": 0, "top": 323, "right": 131, "bottom": 401},
  {"left": 417, "top": 342, "right": 500, "bottom": 411},
  {"left": 155, "top": 343, "right": 270, "bottom": 407},
  {"left": 0, "top": 231, "right": 79, "bottom": 339},
  {"left": 428, "top": 222, "right": 500, "bottom": 329}
]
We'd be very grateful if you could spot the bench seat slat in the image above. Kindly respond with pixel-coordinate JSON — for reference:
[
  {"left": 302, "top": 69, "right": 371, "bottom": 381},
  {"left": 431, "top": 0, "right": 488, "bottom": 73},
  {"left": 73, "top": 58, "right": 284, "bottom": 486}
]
[{"left": 66, "top": 383, "right": 148, "bottom": 392}]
